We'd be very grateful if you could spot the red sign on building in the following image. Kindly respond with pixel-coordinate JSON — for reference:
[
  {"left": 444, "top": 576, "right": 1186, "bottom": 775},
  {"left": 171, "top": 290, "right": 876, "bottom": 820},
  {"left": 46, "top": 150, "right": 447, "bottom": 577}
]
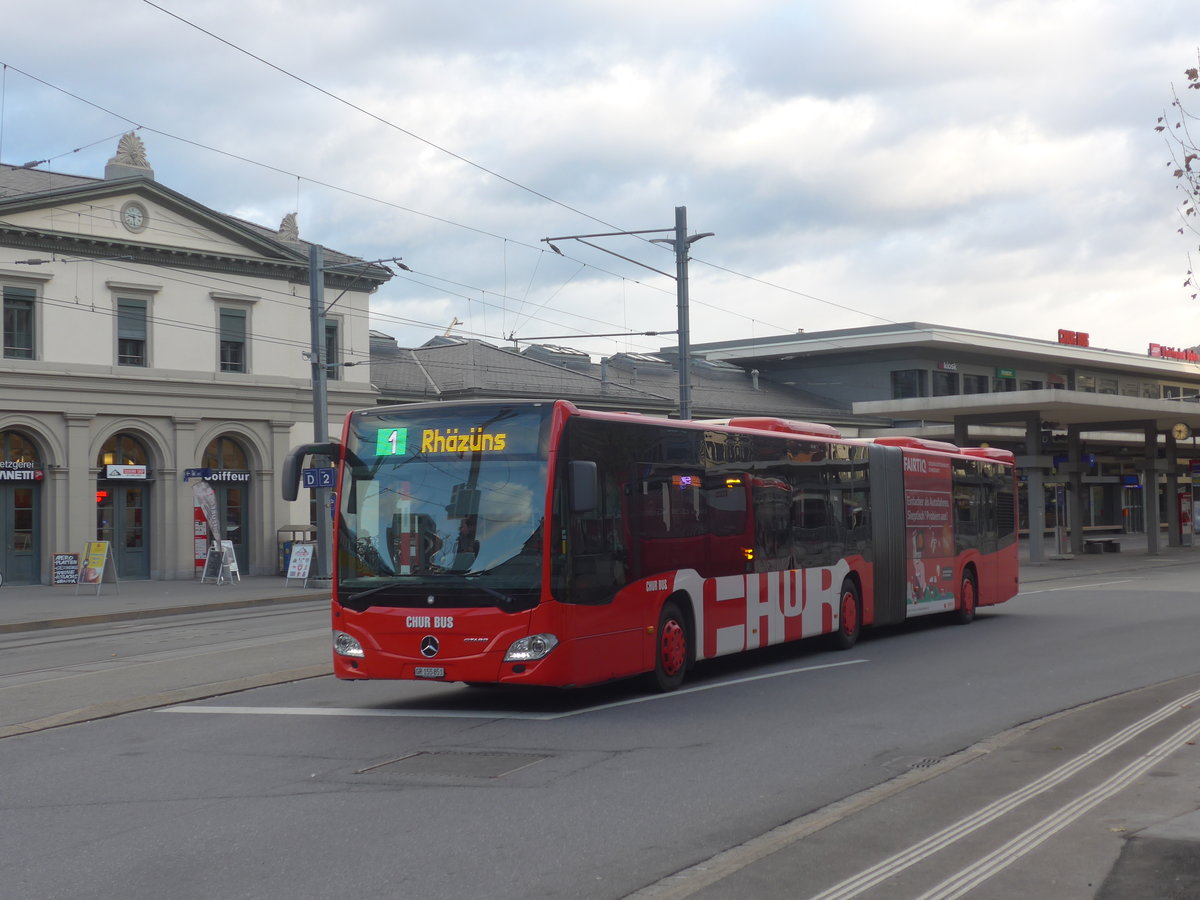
[
  {"left": 1148, "top": 343, "right": 1200, "bottom": 362},
  {"left": 1058, "top": 329, "right": 1090, "bottom": 347}
]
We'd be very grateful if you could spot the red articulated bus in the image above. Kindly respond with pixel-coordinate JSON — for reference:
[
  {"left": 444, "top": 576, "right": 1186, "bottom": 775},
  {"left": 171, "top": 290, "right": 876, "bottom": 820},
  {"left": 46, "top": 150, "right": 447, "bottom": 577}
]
[{"left": 283, "top": 399, "right": 1019, "bottom": 692}]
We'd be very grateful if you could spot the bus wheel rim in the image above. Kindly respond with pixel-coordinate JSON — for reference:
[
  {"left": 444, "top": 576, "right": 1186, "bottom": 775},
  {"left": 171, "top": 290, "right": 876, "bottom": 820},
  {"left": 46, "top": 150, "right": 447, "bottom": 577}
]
[
  {"left": 840, "top": 591, "right": 857, "bottom": 634},
  {"left": 661, "top": 620, "right": 686, "bottom": 676},
  {"left": 964, "top": 579, "right": 976, "bottom": 613}
]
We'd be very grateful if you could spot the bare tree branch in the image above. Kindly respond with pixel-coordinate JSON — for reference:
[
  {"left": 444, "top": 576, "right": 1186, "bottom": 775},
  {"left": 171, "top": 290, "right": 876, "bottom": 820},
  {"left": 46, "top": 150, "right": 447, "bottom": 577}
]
[{"left": 1158, "top": 51, "right": 1200, "bottom": 300}]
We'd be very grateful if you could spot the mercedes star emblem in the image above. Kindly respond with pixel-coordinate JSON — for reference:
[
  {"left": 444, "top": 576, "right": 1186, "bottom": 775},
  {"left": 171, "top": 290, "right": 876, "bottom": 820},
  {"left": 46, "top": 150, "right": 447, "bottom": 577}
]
[{"left": 420, "top": 635, "right": 440, "bottom": 658}]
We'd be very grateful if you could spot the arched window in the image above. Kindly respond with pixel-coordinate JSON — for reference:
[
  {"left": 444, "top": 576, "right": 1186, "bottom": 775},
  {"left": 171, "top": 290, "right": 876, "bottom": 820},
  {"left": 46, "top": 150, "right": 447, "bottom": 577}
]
[
  {"left": 202, "top": 435, "right": 248, "bottom": 470},
  {"left": 98, "top": 433, "right": 148, "bottom": 468},
  {"left": 1, "top": 430, "right": 37, "bottom": 462}
]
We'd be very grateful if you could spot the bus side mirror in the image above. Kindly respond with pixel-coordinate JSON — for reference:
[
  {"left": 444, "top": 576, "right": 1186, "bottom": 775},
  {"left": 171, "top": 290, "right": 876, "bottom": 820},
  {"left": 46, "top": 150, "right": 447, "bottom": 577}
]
[
  {"left": 282, "top": 441, "right": 341, "bottom": 502},
  {"left": 569, "top": 460, "right": 598, "bottom": 513}
]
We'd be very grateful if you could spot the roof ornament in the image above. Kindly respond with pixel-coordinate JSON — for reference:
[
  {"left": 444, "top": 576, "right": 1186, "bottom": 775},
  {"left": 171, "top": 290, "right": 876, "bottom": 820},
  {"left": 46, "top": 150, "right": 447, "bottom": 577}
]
[
  {"left": 104, "top": 132, "right": 155, "bottom": 181},
  {"left": 278, "top": 212, "right": 300, "bottom": 243}
]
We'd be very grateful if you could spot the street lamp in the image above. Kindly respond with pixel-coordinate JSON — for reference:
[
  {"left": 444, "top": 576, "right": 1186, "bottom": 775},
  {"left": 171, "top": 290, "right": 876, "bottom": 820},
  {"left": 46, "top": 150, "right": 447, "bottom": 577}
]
[{"left": 543, "top": 205, "right": 712, "bottom": 420}]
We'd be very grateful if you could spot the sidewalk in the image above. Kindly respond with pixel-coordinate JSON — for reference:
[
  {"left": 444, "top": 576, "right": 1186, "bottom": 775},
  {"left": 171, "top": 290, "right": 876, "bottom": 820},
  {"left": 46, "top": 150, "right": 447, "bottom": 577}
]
[
  {"left": 0, "top": 572, "right": 327, "bottom": 634},
  {"left": 1018, "top": 530, "right": 1200, "bottom": 585}
]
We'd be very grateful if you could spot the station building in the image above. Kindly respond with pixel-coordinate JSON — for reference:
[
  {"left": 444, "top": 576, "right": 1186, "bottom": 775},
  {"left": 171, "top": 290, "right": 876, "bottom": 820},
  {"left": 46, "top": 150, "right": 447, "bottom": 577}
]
[
  {"left": 690, "top": 323, "right": 1200, "bottom": 562},
  {"left": 0, "top": 135, "right": 389, "bottom": 584}
]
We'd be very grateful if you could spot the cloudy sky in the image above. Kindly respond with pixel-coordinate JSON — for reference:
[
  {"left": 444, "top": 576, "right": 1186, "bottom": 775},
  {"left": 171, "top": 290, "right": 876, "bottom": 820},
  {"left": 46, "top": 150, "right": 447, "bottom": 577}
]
[{"left": 2, "top": 1, "right": 1198, "bottom": 360}]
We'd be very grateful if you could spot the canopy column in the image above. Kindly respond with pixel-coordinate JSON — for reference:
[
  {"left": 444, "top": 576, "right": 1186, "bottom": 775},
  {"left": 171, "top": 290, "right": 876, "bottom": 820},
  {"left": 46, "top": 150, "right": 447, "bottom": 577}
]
[
  {"left": 1066, "top": 426, "right": 1084, "bottom": 556},
  {"left": 1166, "top": 429, "right": 1181, "bottom": 548},
  {"left": 1020, "top": 412, "right": 1047, "bottom": 564},
  {"left": 1143, "top": 424, "right": 1161, "bottom": 555}
]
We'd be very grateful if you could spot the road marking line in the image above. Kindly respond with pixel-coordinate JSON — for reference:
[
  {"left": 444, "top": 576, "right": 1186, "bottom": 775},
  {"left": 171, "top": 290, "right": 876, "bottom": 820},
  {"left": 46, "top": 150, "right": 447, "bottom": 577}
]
[
  {"left": 1020, "top": 579, "right": 1134, "bottom": 595},
  {"left": 159, "top": 659, "right": 868, "bottom": 721},
  {"left": 805, "top": 685, "right": 1200, "bottom": 900}
]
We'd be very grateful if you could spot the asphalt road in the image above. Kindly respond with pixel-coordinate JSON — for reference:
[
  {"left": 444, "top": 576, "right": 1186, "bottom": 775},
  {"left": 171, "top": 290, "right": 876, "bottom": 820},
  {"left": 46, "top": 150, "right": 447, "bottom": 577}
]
[{"left": 2, "top": 565, "right": 1199, "bottom": 899}]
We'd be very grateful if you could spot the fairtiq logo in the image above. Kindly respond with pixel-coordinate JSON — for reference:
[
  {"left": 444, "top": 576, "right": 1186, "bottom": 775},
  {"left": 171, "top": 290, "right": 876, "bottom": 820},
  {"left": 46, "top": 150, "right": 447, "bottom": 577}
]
[{"left": 421, "top": 428, "right": 507, "bottom": 453}]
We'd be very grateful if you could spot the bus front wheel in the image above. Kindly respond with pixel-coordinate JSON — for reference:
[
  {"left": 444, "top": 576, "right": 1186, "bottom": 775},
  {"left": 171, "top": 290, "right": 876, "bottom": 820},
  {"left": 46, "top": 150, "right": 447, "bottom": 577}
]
[{"left": 648, "top": 600, "right": 689, "bottom": 692}]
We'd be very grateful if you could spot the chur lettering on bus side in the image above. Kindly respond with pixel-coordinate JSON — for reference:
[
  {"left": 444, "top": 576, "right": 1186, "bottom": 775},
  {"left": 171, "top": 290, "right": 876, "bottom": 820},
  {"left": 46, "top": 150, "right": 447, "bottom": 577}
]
[{"left": 701, "top": 561, "right": 850, "bottom": 658}]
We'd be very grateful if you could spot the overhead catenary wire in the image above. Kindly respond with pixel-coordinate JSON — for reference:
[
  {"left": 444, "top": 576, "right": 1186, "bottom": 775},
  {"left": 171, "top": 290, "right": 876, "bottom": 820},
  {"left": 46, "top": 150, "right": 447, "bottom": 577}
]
[
  {"left": 0, "top": 61, "right": 805, "bottom": 344},
  {"left": 0, "top": 53, "right": 973, "bottom": 358}
]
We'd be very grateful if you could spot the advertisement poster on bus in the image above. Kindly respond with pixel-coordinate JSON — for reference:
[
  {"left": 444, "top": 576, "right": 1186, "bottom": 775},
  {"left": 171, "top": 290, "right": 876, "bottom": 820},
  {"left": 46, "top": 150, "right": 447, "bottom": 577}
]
[{"left": 902, "top": 454, "right": 956, "bottom": 606}]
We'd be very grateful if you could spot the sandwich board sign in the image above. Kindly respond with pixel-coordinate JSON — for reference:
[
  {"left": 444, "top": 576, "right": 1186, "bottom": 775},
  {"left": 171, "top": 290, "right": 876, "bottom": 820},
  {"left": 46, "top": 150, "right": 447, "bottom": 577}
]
[
  {"left": 76, "top": 541, "right": 119, "bottom": 595},
  {"left": 285, "top": 541, "right": 315, "bottom": 586},
  {"left": 201, "top": 540, "right": 241, "bottom": 585}
]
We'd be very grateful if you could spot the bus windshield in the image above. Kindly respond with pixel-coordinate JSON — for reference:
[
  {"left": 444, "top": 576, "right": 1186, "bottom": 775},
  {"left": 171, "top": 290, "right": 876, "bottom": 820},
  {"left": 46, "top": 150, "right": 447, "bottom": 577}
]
[{"left": 336, "top": 404, "right": 553, "bottom": 609}]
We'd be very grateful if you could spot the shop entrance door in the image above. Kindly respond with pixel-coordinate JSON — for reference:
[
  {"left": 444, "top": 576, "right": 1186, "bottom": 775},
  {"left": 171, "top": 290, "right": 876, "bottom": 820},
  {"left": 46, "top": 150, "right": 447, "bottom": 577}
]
[
  {"left": 1, "top": 483, "right": 38, "bottom": 585},
  {"left": 97, "top": 483, "right": 150, "bottom": 579}
]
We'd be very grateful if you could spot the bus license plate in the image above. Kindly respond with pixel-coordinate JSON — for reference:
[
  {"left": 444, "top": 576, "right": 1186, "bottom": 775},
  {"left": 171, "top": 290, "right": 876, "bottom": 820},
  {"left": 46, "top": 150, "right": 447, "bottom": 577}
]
[{"left": 414, "top": 666, "right": 445, "bottom": 679}]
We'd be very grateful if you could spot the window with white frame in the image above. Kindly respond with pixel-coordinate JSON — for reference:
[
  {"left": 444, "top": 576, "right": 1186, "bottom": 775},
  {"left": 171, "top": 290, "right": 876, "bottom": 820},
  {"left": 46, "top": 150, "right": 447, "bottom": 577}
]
[
  {"left": 117, "top": 297, "right": 148, "bottom": 366},
  {"left": 324, "top": 318, "right": 340, "bottom": 380},
  {"left": 219, "top": 307, "right": 248, "bottom": 373}
]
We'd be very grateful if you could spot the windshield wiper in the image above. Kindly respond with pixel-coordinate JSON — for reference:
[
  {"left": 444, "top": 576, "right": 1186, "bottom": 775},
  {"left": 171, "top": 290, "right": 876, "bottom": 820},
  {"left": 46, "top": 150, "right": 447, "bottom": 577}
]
[
  {"left": 438, "top": 570, "right": 514, "bottom": 605},
  {"left": 345, "top": 582, "right": 406, "bottom": 604}
]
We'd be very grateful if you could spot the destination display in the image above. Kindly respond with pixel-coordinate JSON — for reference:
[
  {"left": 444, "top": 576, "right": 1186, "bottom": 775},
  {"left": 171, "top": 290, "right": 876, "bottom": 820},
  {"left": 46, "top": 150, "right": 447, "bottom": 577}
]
[
  {"left": 363, "top": 407, "right": 548, "bottom": 460},
  {"left": 375, "top": 426, "right": 510, "bottom": 456}
]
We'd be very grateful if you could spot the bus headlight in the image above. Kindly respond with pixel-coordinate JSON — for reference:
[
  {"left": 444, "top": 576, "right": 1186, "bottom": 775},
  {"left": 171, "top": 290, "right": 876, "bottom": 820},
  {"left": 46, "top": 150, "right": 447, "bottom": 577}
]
[
  {"left": 333, "top": 630, "right": 365, "bottom": 658},
  {"left": 504, "top": 633, "right": 559, "bottom": 662}
]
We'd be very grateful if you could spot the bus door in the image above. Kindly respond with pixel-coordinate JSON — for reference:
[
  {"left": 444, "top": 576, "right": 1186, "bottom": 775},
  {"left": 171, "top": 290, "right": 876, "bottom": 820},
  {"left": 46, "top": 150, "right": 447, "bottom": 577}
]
[{"left": 954, "top": 478, "right": 995, "bottom": 602}]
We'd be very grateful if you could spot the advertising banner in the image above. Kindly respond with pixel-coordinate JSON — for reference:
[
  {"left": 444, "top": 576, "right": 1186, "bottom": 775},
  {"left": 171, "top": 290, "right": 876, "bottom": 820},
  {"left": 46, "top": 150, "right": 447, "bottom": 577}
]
[
  {"left": 190, "top": 480, "right": 221, "bottom": 541},
  {"left": 902, "top": 454, "right": 956, "bottom": 606}
]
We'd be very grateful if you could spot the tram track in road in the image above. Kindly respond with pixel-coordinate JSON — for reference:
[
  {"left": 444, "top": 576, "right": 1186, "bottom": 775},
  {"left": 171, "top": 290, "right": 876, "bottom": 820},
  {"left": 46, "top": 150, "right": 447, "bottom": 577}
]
[{"left": 0, "top": 606, "right": 331, "bottom": 739}]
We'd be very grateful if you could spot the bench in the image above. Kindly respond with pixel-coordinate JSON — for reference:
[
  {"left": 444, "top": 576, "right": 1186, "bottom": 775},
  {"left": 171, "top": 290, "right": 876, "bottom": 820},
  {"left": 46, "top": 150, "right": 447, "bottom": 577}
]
[{"left": 1083, "top": 538, "right": 1120, "bottom": 554}]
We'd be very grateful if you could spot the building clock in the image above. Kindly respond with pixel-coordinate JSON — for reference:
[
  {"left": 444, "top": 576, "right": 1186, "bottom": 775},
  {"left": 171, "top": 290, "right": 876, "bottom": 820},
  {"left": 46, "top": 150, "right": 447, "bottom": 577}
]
[
  {"left": 120, "top": 201, "right": 148, "bottom": 234},
  {"left": 1171, "top": 422, "right": 1191, "bottom": 441}
]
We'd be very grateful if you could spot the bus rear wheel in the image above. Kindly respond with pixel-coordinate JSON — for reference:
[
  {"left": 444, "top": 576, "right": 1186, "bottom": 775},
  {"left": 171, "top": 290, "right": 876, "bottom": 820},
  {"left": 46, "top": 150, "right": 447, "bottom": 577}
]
[
  {"left": 953, "top": 570, "right": 977, "bottom": 625},
  {"left": 833, "top": 578, "right": 861, "bottom": 650},
  {"left": 647, "top": 600, "right": 688, "bottom": 692}
]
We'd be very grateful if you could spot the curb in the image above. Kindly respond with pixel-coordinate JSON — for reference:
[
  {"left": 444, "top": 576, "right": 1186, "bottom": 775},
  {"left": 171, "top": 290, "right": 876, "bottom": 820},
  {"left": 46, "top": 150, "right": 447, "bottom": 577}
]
[{"left": 0, "top": 593, "right": 327, "bottom": 635}]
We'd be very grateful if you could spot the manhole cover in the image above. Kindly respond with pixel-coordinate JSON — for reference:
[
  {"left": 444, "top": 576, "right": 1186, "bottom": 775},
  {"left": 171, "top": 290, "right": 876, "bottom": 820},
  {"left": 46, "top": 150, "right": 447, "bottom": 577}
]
[{"left": 358, "top": 750, "right": 548, "bottom": 779}]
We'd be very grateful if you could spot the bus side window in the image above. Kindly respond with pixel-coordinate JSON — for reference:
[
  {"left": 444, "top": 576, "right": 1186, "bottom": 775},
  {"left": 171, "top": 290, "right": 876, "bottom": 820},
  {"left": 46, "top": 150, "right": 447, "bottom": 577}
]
[
  {"left": 792, "top": 492, "right": 831, "bottom": 566},
  {"left": 703, "top": 479, "right": 747, "bottom": 536}
]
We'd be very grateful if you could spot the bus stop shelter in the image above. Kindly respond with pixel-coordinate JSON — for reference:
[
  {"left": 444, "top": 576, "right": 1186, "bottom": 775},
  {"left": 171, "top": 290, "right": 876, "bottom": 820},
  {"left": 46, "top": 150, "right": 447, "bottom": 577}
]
[{"left": 854, "top": 390, "right": 1200, "bottom": 563}]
